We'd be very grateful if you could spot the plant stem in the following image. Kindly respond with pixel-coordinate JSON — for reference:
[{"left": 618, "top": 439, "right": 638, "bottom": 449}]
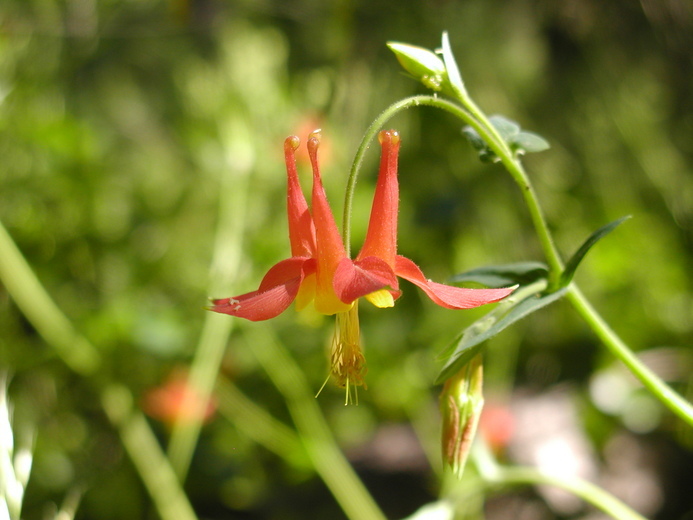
[
  {"left": 0, "top": 222, "right": 100, "bottom": 376},
  {"left": 0, "top": 219, "right": 198, "bottom": 520},
  {"left": 342, "top": 96, "right": 563, "bottom": 280},
  {"left": 215, "top": 376, "right": 306, "bottom": 464},
  {"left": 167, "top": 123, "right": 252, "bottom": 480},
  {"left": 102, "top": 385, "right": 199, "bottom": 520},
  {"left": 441, "top": 83, "right": 693, "bottom": 425},
  {"left": 567, "top": 286, "right": 693, "bottom": 426},
  {"left": 244, "top": 326, "right": 387, "bottom": 520},
  {"left": 487, "top": 467, "right": 647, "bottom": 520},
  {"left": 471, "top": 440, "right": 645, "bottom": 520}
]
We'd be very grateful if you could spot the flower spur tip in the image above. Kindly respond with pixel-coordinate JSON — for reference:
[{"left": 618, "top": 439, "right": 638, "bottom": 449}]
[
  {"left": 285, "top": 135, "right": 300, "bottom": 151},
  {"left": 378, "top": 129, "right": 400, "bottom": 145}
]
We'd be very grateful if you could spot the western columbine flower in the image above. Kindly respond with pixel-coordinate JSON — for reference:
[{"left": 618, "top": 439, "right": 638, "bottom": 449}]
[{"left": 211, "top": 130, "right": 514, "bottom": 402}]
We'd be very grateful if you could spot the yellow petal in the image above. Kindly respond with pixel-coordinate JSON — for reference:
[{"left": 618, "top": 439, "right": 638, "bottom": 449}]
[{"left": 365, "top": 289, "right": 395, "bottom": 308}]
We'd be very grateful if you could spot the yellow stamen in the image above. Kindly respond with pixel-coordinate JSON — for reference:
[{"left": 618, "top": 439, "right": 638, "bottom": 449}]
[
  {"left": 365, "top": 288, "right": 395, "bottom": 308},
  {"left": 327, "top": 301, "right": 366, "bottom": 405}
]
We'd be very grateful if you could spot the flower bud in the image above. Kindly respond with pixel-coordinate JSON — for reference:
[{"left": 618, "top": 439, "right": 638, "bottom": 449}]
[
  {"left": 439, "top": 354, "right": 484, "bottom": 477},
  {"left": 387, "top": 42, "right": 447, "bottom": 92}
]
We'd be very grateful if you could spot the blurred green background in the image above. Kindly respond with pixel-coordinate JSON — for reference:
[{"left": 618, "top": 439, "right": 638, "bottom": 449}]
[{"left": 1, "top": 1, "right": 692, "bottom": 519}]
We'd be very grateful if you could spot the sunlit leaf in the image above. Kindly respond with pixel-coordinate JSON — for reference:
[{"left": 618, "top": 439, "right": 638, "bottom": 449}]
[
  {"left": 440, "top": 32, "right": 466, "bottom": 97},
  {"left": 451, "top": 261, "right": 549, "bottom": 287},
  {"left": 512, "top": 131, "right": 550, "bottom": 154},
  {"left": 559, "top": 215, "right": 631, "bottom": 287},
  {"left": 436, "top": 280, "right": 569, "bottom": 384}
]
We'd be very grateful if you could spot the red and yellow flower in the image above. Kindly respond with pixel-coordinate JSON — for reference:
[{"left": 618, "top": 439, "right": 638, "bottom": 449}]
[{"left": 211, "top": 130, "right": 514, "bottom": 401}]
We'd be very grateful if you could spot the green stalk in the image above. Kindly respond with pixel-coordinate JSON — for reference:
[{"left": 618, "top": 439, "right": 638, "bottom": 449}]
[
  {"left": 167, "top": 122, "right": 252, "bottom": 480},
  {"left": 567, "top": 286, "right": 693, "bottom": 426},
  {"left": 472, "top": 439, "right": 645, "bottom": 520},
  {"left": 341, "top": 96, "right": 563, "bottom": 279},
  {"left": 442, "top": 86, "right": 693, "bottom": 426},
  {"left": 215, "top": 376, "right": 305, "bottom": 463},
  {"left": 244, "top": 326, "right": 387, "bottom": 520},
  {"left": 0, "top": 220, "right": 198, "bottom": 520},
  {"left": 102, "top": 386, "right": 199, "bottom": 520},
  {"left": 0, "top": 222, "right": 100, "bottom": 376},
  {"left": 487, "top": 467, "right": 647, "bottom": 520}
]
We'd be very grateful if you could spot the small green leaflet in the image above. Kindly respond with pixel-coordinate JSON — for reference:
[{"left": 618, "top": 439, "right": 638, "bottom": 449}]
[
  {"left": 463, "top": 115, "right": 549, "bottom": 162},
  {"left": 559, "top": 215, "right": 632, "bottom": 288}
]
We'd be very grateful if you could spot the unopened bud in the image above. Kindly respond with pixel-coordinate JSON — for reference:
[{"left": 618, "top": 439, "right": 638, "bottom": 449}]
[
  {"left": 439, "top": 354, "right": 484, "bottom": 477},
  {"left": 387, "top": 42, "right": 447, "bottom": 92}
]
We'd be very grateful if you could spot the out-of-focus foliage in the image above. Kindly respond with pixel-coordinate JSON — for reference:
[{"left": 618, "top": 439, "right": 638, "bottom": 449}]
[{"left": 1, "top": 1, "right": 692, "bottom": 519}]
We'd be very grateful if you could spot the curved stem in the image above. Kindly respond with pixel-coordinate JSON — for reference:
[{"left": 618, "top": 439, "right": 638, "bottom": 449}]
[
  {"left": 0, "top": 220, "right": 199, "bottom": 520},
  {"left": 342, "top": 96, "right": 563, "bottom": 280},
  {"left": 438, "top": 85, "right": 693, "bottom": 424},
  {"left": 486, "top": 467, "right": 647, "bottom": 520},
  {"left": 471, "top": 439, "right": 645, "bottom": 520},
  {"left": 567, "top": 286, "right": 693, "bottom": 426}
]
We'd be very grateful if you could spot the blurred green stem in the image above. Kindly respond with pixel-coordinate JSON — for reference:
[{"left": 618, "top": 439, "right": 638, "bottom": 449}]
[
  {"left": 471, "top": 439, "right": 646, "bottom": 520},
  {"left": 244, "top": 326, "right": 387, "bottom": 520},
  {"left": 102, "top": 386, "right": 199, "bottom": 520},
  {"left": 215, "top": 376, "right": 306, "bottom": 464},
  {"left": 167, "top": 123, "right": 253, "bottom": 480},
  {"left": 0, "top": 221, "right": 100, "bottom": 376},
  {"left": 346, "top": 94, "right": 693, "bottom": 426},
  {"left": 0, "top": 219, "right": 199, "bottom": 520}
]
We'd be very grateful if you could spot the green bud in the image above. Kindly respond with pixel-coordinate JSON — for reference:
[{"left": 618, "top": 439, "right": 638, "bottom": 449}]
[
  {"left": 387, "top": 42, "right": 447, "bottom": 92},
  {"left": 439, "top": 354, "right": 484, "bottom": 478}
]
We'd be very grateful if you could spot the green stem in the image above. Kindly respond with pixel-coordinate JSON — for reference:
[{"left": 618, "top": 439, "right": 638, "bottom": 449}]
[
  {"left": 0, "top": 219, "right": 198, "bottom": 520},
  {"left": 244, "top": 326, "right": 387, "bottom": 520},
  {"left": 0, "top": 221, "right": 100, "bottom": 376},
  {"left": 215, "top": 376, "right": 306, "bottom": 464},
  {"left": 567, "top": 286, "right": 693, "bottom": 426},
  {"left": 487, "top": 467, "right": 647, "bottom": 520},
  {"left": 471, "top": 440, "right": 645, "bottom": 520},
  {"left": 167, "top": 122, "right": 252, "bottom": 480},
  {"left": 342, "top": 96, "right": 563, "bottom": 280},
  {"left": 102, "top": 385, "right": 199, "bottom": 520},
  {"left": 440, "top": 84, "right": 693, "bottom": 424}
]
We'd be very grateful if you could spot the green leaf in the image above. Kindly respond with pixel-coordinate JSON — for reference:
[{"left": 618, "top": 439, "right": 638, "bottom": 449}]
[
  {"left": 450, "top": 261, "right": 549, "bottom": 287},
  {"left": 559, "top": 215, "right": 632, "bottom": 287},
  {"left": 512, "top": 131, "right": 550, "bottom": 154},
  {"left": 462, "top": 115, "right": 549, "bottom": 161},
  {"left": 461, "top": 125, "right": 485, "bottom": 151},
  {"left": 441, "top": 32, "right": 466, "bottom": 97},
  {"left": 436, "top": 280, "right": 569, "bottom": 384},
  {"left": 488, "top": 115, "right": 520, "bottom": 141}
]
